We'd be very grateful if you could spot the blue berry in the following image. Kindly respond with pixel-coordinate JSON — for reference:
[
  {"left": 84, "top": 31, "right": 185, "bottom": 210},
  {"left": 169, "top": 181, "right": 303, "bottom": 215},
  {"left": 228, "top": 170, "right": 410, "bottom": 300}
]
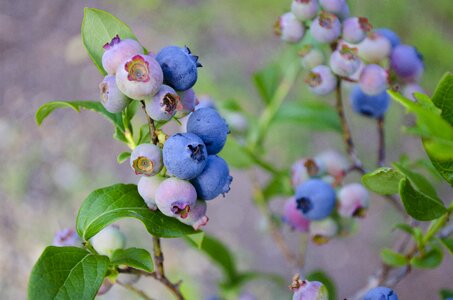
[
  {"left": 102, "top": 35, "right": 143, "bottom": 75},
  {"left": 375, "top": 28, "right": 400, "bottom": 49},
  {"left": 52, "top": 228, "right": 81, "bottom": 247},
  {"left": 99, "top": 75, "right": 130, "bottom": 113},
  {"left": 329, "top": 45, "right": 361, "bottom": 77},
  {"left": 163, "top": 133, "right": 208, "bottom": 180},
  {"left": 310, "top": 11, "right": 341, "bottom": 43},
  {"left": 191, "top": 155, "right": 232, "bottom": 200},
  {"left": 130, "top": 143, "right": 163, "bottom": 176},
  {"left": 390, "top": 44, "right": 424, "bottom": 82},
  {"left": 274, "top": 12, "right": 305, "bottom": 43},
  {"left": 291, "top": 0, "right": 319, "bottom": 21},
  {"left": 187, "top": 107, "right": 229, "bottom": 155},
  {"left": 144, "top": 85, "right": 179, "bottom": 121},
  {"left": 342, "top": 17, "right": 372, "bottom": 44},
  {"left": 156, "top": 46, "right": 201, "bottom": 91},
  {"left": 295, "top": 179, "right": 336, "bottom": 220},
  {"left": 305, "top": 65, "right": 337, "bottom": 96},
  {"left": 359, "top": 64, "right": 388, "bottom": 96},
  {"left": 155, "top": 178, "right": 197, "bottom": 218},
  {"left": 350, "top": 85, "right": 390, "bottom": 118},
  {"left": 364, "top": 287, "right": 398, "bottom": 300}
]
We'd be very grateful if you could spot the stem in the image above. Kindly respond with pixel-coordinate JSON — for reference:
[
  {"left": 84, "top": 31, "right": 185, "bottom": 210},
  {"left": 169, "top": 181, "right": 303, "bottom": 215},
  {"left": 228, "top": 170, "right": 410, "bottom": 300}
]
[
  {"left": 335, "top": 79, "right": 364, "bottom": 170},
  {"left": 153, "top": 236, "right": 165, "bottom": 278},
  {"left": 141, "top": 100, "right": 158, "bottom": 145},
  {"left": 117, "top": 281, "right": 155, "bottom": 300},
  {"left": 377, "top": 116, "right": 385, "bottom": 167}
]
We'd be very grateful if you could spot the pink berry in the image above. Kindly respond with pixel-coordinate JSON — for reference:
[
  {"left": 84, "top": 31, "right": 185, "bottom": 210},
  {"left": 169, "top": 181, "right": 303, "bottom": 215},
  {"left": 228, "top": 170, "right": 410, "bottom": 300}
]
[
  {"left": 176, "top": 88, "right": 197, "bottom": 118},
  {"left": 283, "top": 197, "right": 310, "bottom": 232},
  {"left": 305, "top": 65, "right": 337, "bottom": 95},
  {"left": 310, "top": 11, "right": 341, "bottom": 43},
  {"left": 144, "top": 84, "right": 180, "bottom": 121},
  {"left": 315, "top": 150, "right": 348, "bottom": 181},
  {"left": 290, "top": 274, "right": 328, "bottom": 300},
  {"left": 99, "top": 75, "right": 130, "bottom": 113},
  {"left": 309, "top": 218, "right": 338, "bottom": 245},
  {"left": 329, "top": 45, "right": 361, "bottom": 77},
  {"left": 179, "top": 200, "right": 209, "bottom": 230},
  {"left": 291, "top": 158, "right": 322, "bottom": 187},
  {"left": 402, "top": 83, "right": 426, "bottom": 101},
  {"left": 337, "top": 183, "right": 369, "bottom": 217},
  {"left": 116, "top": 54, "right": 163, "bottom": 100},
  {"left": 299, "top": 45, "right": 325, "bottom": 70},
  {"left": 102, "top": 35, "right": 143, "bottom": 75},
  {"left": 357, "top": 32, "right": 391, "bottom": 63},
  {"left": 291, "top": 0, "right": 319, "bottom": 21},
  {"left": 342, "top": 17, "right": 372, "bottom": 44},
  {"left": 155, "top": 178, "right": 197, "bottom": 218},
  {"left": 274, "top": 12, "right": 305, "bottom": 43},
  {"left": 138, "top": 175, "right": 163, "bottom": 210},
  {"left": 130, "top": 143, "right": 163, "bottom": 176},
  {"left": 359, "top": 64, "right": 388, "bottom": 96}
]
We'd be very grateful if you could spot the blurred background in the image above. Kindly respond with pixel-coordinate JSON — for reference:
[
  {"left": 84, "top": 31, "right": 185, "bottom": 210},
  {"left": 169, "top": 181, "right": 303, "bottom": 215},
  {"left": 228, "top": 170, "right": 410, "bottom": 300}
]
[{"left": 1, "top": 0, "right": 452, "bottom": 299}]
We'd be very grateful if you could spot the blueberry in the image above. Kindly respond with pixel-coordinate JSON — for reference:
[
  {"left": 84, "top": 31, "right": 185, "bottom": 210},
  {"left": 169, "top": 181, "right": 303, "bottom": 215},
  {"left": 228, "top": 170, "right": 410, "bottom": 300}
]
[
  {"left": 156, "top": 46, "right": 201, "bottom": 91},
  {"left": 390, "top": 44, "right": 424, "bottom": 82},
  {"left": 314, "top": 150, "right": 348, "bottom": 180},
  {"left": 90, "top": 225, "right": 126, "bottom": 258},
  {"left": 350, "top": 85, "right": 390, "bottom": 118},
  {"left": 310, "top": 11, "right": 341, "bottom": 43},
  {"left": 190, "top": 155, "right": 232, "bottom": 200},
  {"left": 305, "top": 65, "right": 337, "bottom": 96},
  {"left": 116, "top": 54, "right": 163, "bottom": 100},
  {"left": 99, "top": 75, "right": 130, "bottom": 113},
  {"left": 309, "top": 218, "right": 338, "bottom": 244},
  {"left": 163, "top": 133, "right": 208, "bottom": 180},
  {"left": 283, "top": 197, "right": 310, "bottom": 232},
  {"left": 295, "top": 179, "right": 336, "bottom": 220},
  {"left": 130, "top": 143, "right": 163, "bottom": 176},
  {"left": 176, "top": 88, "right": 197, "bottom": 118},
  {"left": 138, "top": 175, "right": 163, "bottom": 210},
  {"left": 187, "top": 107, "right": 229, "bottom": 154},
  {"left": 357, "top": 33, "right": 391, "bottom": 63},
  {"left": 364, "top": 286, "right": 398, "bottom": 300},
  {"left": 274, "top": 12, "right": 305, "bottom": 43},
  {"left": 102, "top": 35, "right": 143, "bottom": 75},
  {"left": 290, "top": 275, "right": 328, "bottom": 300},
  {"left": 330, "top": 45, "right": 361, "bottom": 77},
  {"left": 375, "top": 28, "right": 400, "bottom": 49},
  {"left": 195, "top": 95, "right": 217, "bottom": 110},
  {"left": 299, "top": 45, "right": 325, "bottom": 70},
  {"left": 342, "top": 17, "right": 372, "bottom": 44},
  {"left": 359, "top": 64, "right": 388, "bottom": 96},
  {"left": 155, "top": 178, "right": 197, "bottom": 218},
  {"left": 291, "top": 0, "right": 319, "bottom": 21},
  {"left": 52, "top": 228, "right": 81, "bottom": 247},
  {"left": 179, "top": 200, "right": 209, "bottom": 230},
  {"left": 144, "top": 84, "right": 179, "bottom": 121},
  {"left": 338, "top": 183, "right": 369, "bottom": 217}
]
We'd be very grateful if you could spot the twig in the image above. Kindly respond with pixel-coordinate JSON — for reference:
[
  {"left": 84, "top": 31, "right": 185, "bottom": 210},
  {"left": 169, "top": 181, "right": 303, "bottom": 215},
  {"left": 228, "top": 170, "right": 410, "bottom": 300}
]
[
  {"left": 334, "top": 79, "right": 364, "bottom": 170},
  {"left": 141, "top": 100, "right": 158, "bottom": 145},
  {"left": 153, "top": 236, "right": 165, "bottom": 278},
  {"left": 377, "top": 116, "right": 385, "bottom": 167},
  {"left": 117, "top": 281, "right": 155, "bottom": 300}
]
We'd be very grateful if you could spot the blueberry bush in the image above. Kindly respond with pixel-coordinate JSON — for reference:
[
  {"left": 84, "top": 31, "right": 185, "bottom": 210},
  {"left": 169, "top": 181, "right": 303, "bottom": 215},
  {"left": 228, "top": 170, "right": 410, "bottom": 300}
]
[{"left": 28, "top": 2, "right": 453, "bottom": 300}]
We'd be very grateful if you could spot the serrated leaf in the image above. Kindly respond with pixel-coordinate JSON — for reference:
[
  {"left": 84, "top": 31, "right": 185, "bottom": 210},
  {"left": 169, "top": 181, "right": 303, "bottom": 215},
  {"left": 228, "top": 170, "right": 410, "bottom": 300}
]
[
  {"left": 111, "top": 248, "right": 153, "bottom": 272},
  {"left": 440, "top": 238, "right": 453, "bottom": 255},
  {"left": 76, "top": 183, "right": 196, "bottom": 240},
  {"left": 399, "top": 178, "right": 447, "bottom": 221},
  {"left": 410, "top": 247, "right": 443, "bottom": 268},
  {"left": 393, "top": 162, "right": 440, "bottom": 200},
  {"left": 362, "top": 167, "right": 403, "bottom": 195},
  {"left": 380, "top": 248, "right": 408, "bottom": 267},
  {"left": 82, "top": 8, "right": 140, "bottom": 75},
  {"left": 274, "top": 101, "right": 341, "bottom": 132},
  {"left": 117, "top": 151, "right": 131, "bottom": 164},
  {"left": 253, "top": 64, "right": 281, "bottom": 104},
  {"left": 306, "top": 270, "right": 336, "bottom": 300},
  {"left": 28, "top": 246, "right": 109, "bottom": 300}
]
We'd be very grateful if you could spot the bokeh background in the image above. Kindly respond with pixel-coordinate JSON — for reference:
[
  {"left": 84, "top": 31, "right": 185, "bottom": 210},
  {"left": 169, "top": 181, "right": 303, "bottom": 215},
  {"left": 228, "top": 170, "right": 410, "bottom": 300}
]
[{"left": 1, "top": 0, "right": 453, "bottom": 299}]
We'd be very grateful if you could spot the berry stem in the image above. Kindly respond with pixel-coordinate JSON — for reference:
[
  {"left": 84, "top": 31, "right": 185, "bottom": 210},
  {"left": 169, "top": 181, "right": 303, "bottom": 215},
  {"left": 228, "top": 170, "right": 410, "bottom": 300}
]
[
  {"left": 334, "top": 78, "right": 364, "bottom": 171},
  {"left": 141, "top": 100, "right": 158, "bottom": 145},
  {"left": 377, "top": 116, "right": 385, "bottom": 167},
  {"left": 117, "top": 280, "right": 155, "bottom": 300}
]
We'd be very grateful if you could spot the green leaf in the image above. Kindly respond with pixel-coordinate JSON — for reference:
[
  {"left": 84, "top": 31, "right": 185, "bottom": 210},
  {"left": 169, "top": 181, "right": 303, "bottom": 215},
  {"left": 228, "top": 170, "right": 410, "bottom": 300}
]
[
  {"left": 219, "top": 137, "right": 253, "bottom": 169},
  {"left": 393, "top": 162, "right": 440, "bottom": 200},
  {"left": 76, "top": 183, "right": 196, "bottom": 240},
  {"left": 306, "top": 270, "right": 337, "bottom": 300},
  {"left": 82, "top": 8, "right": 140, "bottom": 75},
  {"left": 362, "top": 167, "right": 403, "bottom": 195},
  {"left": 274, "top": 101, "right": 341, "bottom": 132},
  {"left": 253, "top": 64, "right": 281, "bottom": 104},
  {"left": 399, "top": 178, "right": 447, "bottom": 221},
  {"left": 431, "top": 72, "right": 453, "bottom": 126},
  {"left": 262, "top": 174, "right": 292, "bottom": 200},
  {"left": 111, "top": 248, "right": 153, "bottom": 272},
  {"left": 440, "top": 238, "right": 453, "bottom": 255},
  {"left": 440, "top": 289, "right": 453, "bottom": 299},
  {"left": 28, "top": 246, "right": 109, "bottom": 300},
  {"left": 184, "top": 231, "right": 205, "bottom": 249},
  {"left": 117, "top": 151, "right": 131, "bottom": 164},
  {"left": 186, "top": 234, "right": 237, "bottom": 284},
  {"left": 410, "top": 247, "right": 443, "bottom": 268},
  {"left": 380, "top": 248, "right": 408, "bottom": 267}
]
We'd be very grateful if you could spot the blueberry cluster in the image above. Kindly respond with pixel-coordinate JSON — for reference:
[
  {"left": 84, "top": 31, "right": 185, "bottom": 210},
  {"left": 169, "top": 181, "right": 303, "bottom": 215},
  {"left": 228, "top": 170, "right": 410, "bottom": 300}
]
[
  {"left": 283, "top": 150, "right": 369, "bottom": 244},
  {"left": 99, "top": 35, "right": 232, "bottom": 230},
  {"left": 275, "top": 0, "right": 425, "bottom": 118}
]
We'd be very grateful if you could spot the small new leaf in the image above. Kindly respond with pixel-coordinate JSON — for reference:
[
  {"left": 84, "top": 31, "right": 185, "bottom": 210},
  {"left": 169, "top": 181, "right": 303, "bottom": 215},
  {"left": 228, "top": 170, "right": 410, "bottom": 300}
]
[
  {"left": 410, "top": 247, "right": 443, "bottom": 269},
  {"left": 380, "top": 248, "right": 408, "bottom": 267},
  {"left": 111, "top": 248, "right": 153, "bottom": 272},
  {"left": 362, "top": 167, "right": 403, "bottom": 195},
  {"left": 117, "top": 151, "right": 131, "bottom": 164}
]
